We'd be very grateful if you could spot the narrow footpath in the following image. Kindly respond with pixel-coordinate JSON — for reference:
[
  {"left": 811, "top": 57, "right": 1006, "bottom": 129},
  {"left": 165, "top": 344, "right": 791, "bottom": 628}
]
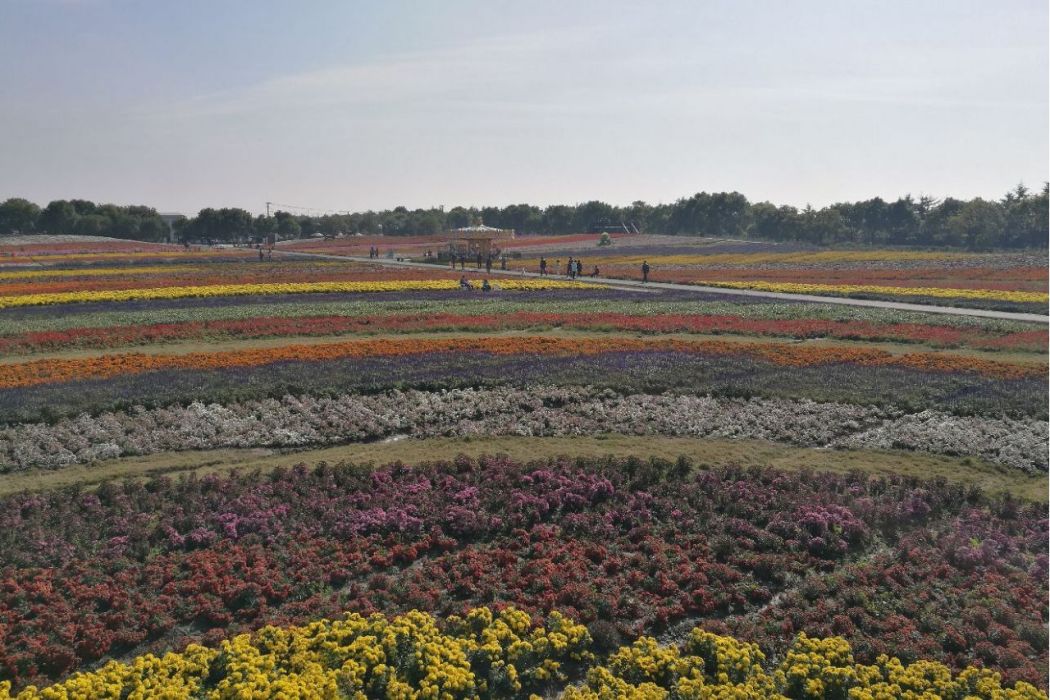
[{"left": 277, "top": 250, "right": 1050, "bottom": 324}]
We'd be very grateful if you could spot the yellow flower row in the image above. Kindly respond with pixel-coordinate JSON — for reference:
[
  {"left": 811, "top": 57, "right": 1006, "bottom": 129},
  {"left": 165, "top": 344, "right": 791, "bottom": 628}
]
[
  {"left": 0, "top": 279, "right": 601, "bottom": 309},
  {"left": 691, "top": 280, "right": 1049, "bottom": 304},
  {"left": 566, "top": 630, "right": 1046, "bottom": 700},
  {"left": 2, "top": 607, "right": 592, "bottom": 700},
  {"left": 3, "top": 610, "right": 1043, "bottom": 700}
]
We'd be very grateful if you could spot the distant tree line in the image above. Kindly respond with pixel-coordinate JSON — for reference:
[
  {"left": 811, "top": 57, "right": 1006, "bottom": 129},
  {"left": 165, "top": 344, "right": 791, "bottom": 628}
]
[
  {"left": 0, "top": 199, "right": 175, "bottom": 242},
  {"left": 1, "top": 183, "right": 1046, "bottom": 249}
]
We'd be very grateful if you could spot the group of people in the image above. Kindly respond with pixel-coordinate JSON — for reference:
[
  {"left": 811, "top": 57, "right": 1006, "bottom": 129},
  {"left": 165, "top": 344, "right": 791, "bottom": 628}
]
[
  {"left": 449, "top": 253, "right": 508, "bottom": 272},
  {"left": 459, "top": 276, "right": 492, "bottom": 292},
  {"left": 538, "top": 256, "right": 599, "bottom": 278},
  {"left": 367, "top": 246, "right": 381, "bottom": 259},
  {"left": 257, "top": 248, "right": 273, "bottom": 261},
  {"left": 537, "top": 256, "right": 650, "bottom": 282}
]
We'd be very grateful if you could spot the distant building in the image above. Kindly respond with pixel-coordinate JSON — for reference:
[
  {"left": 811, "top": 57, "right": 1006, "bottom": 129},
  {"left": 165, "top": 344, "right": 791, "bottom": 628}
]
[
  {"left": 158, "top": 213, "right": 186, "bottom": 243},
  {"left": 446, "top": 224, "right": 514, "bottom": 259}
]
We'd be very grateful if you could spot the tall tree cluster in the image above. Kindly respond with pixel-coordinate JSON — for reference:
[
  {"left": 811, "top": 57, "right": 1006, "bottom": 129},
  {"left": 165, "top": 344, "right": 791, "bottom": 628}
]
[
  {"left": 0, "top": 199, "right": 175, "bottom": 242},
  {"left": 2, "top": 184, "right": 1046, "bottom": 249}
]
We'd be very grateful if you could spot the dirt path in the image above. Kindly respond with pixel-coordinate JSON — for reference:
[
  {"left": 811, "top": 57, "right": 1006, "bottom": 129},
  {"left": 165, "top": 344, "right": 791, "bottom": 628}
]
[
  {"left": 3, "top": 435, "right": 1044, "bottom": 500},
  {"left": 278, "top": 250, "right": 1050, "bottom": 324}
]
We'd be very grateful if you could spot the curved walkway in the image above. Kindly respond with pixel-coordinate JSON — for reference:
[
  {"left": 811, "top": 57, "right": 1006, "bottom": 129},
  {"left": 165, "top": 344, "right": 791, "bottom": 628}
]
[{"left": 278, "top": 250, "right": 1050, "bottom": 324}]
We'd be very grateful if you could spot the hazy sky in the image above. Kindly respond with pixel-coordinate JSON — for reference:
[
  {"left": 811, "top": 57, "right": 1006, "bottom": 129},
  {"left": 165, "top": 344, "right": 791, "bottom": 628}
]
[{"left": 1, "top": 0, "right": 1047, "bottom": 215}]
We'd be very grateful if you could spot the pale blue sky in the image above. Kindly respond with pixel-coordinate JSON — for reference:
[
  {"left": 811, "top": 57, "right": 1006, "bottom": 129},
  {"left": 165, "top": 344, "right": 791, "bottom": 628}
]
[{"left": 1, "top": 0, "right": 1046, "bottom": 215}]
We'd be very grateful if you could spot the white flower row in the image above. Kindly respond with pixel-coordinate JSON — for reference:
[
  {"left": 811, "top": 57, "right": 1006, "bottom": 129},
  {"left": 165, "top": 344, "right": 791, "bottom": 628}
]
[{"left": 1, "top": 386, "right": 1045, "bottom": 473}]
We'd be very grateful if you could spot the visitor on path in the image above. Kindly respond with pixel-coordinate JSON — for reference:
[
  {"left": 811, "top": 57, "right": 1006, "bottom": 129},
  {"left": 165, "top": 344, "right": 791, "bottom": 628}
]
[
  {"left": 476, "top": 253, "right": 483, "bottom": 269},
  {"left": 482, "top": 279, "right": 492, "bottom": 292},
  {"left": 591, "top": 265, "right": 600, "bottom": 277},
  {"left": 540, "top": 258, "right": 547, "bottom": 275},
  {"left": 485, "top": 256, "right": 492, "bottom": 274},
  {"left": 555, "top": 259, "right": 560, "bottom": 276},
  {"left": 449, "top": 255, "right": 456, "bottom": 269},
  {"left": 575, "top": 260, "right": 583, "bottom": 277},
  {"left": 258, "top": 249, "right": 264, "bottom": 261},
  {"left": 567, "top": 258, "right": 574, "bottom": 278},
  {"left": 459, "top": 255, "right": 466, "bottom": 270},
  {"left": 641, "top": 260, "right": 650, "bottom": 283}
]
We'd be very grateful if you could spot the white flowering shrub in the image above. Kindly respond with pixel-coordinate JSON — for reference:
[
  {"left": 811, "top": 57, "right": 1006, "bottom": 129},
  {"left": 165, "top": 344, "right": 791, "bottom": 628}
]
[{"left": 1, "top": 387, "right": 1045, "bottom": 473}]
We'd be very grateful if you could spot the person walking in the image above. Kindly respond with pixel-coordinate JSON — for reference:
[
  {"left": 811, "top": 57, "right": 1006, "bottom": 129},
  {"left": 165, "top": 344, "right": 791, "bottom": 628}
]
[
  {"left": 485, "top": 256, "right": 492, "bottom": 274},
  {"left": 540, "top": 257, "right": 547, "bottom": 275},
  {"left": 567, "top": 257, "right": 574, "bottom": 278},
  {"left": 575, "top": 259, "right": 583, "bottom": 278},
  {"left": 459, "top": 255, "right": 466, "bottom": 270},
  {"left": 641, "top": 260, "right": 650, "bottom": 283}
]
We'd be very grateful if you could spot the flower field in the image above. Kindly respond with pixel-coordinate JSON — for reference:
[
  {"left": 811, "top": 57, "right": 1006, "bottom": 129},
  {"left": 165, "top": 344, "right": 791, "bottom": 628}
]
[
  {"left": 0, "top": 458, "right": 1046, "bottom": 692},
  {"left": 0, "top": 236, "right": 1046, "bottom": 697},
  {"left": 276, "top": 235, "right": 1050, "bottom": 311},
  {"left": 2, "top": 609, "right": 1044, "bottom": 699}
]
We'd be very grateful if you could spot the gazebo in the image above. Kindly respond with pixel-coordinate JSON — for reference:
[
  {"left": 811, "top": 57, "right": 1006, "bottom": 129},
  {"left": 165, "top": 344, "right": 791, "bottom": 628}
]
[{"left": 446, "top": 224, "right": 514, "bottom": 260}]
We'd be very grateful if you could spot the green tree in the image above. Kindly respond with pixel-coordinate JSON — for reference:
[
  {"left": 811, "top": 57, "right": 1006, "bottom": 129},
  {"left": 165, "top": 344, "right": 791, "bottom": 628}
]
[
  {"left": 0, "top": 198, "right": 40, "bottom": 234},
  {"left": 74, "top": 214, "right": 110, "bottom": 236},
  {"left": 574, "top": 201, "right": 615, "bottom": 233},
  {"left": 38, "top": 200, "right": 78, "bottom": 234},
  {"left": 69, "top": 199, "right": 97, "bottom": 215},
  {"left": 274, "top": 211, "right": 301, "bottom": 238},
  {"left": 542, "top": 205, "right": 574, "bottom": 234},
  {"left": 947, "top": 199, "right": 1004, "bottom": 250},
  {"left": 253, "top": 215, "right": 276, "bottom": 240},
  {"left": 446, "top": 206, "right": 473, "bottom": 229},
  {"left": 137, "top": 217, "right": 170, "bottom": 242}
]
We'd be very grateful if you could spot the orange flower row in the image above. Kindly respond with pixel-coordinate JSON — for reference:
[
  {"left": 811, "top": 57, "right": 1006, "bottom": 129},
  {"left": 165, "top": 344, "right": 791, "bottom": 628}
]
[{"left": 0, "top": 336, "right": 1040, "bottom": 390}]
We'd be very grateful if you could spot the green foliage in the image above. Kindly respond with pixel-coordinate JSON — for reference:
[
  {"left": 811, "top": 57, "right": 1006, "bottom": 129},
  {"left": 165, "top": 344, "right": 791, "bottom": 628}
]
[
  {"left": 0, "top": 198, "right": 40, "bottom": 234},
  {"left": 4, "top": 182, "right": 1047, "bottom": 248},
  {"left": 2, "top": 197, "right": 170, "bottom": 240},
  {"left": 347, "top": 184, "right": 1043, "bottom": 249}
]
